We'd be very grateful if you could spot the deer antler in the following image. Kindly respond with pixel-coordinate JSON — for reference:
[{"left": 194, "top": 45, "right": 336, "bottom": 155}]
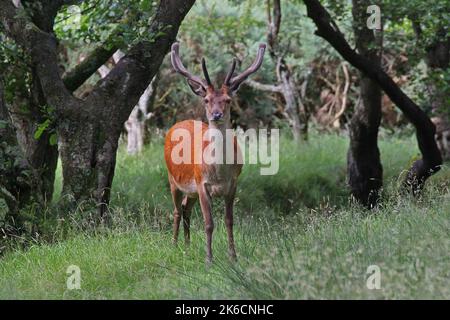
[
  {"left": 171, "top": 42, "right": 212, "bottom": 89},
  {"left": 224, "top": 58, "right": 237, "bottom": 86},
  {"left": 227, "top": 43, "right": 266, "bottom": 91},
  {"left": 201, "top": 58, "right": 212, "bottom": 87}
]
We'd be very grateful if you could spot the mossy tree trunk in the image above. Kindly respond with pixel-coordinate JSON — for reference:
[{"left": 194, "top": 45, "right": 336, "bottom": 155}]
[
  {"left": 0, "top": 0, "right": 196, "bottom": 217},
  {"left": 0, "top": 76, "right": 34, "bottom": 222},
  {"left": 57, "top": 116, "right": 120, "bottom": 215},
  {"left": 1, "top": 46, "right": 58, "bottom": 207},
  {"left": 10, "top": 69, "right": 58, "bottom": 203}
]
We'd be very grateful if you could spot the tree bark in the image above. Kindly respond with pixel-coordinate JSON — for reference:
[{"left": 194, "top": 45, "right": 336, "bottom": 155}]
[
  {"left": 424, "top": 28, "right": 449, "bottom": 160},
  {"left": 63, "top": 32, "right": 121, "bottom": 92},
  {"left": 0, "top": 76, "right": 35, "bottom": 222},
  {"left": 303, "top": 0, "right": 442, "bottom": 195},
  {"left": 278, "top": 60, "right": 307, "bottom": 141},
  {"left": 347, "top": 0, "right": 383, "bottom": 207},
  {"left": 17, "top": 68, "right": 58, "bottom": 202},
  {"left": 0, "top": 52, "right": 57, "bottom": 208},
  {"left": 97, "top": 51, "right": 160, "bottom": 155},
  {"left": 125, "top": 75, "right": 159, "bottom": 155}
]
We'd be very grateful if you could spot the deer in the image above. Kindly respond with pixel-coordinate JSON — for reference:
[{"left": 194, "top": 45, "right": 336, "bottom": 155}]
[{"left": 164, "top": 42, "right": 266, "bottom": 264}]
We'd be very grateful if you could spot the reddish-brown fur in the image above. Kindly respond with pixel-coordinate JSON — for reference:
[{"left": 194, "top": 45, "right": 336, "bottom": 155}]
[
  {"left": 164, "top": 42, "right": 265, "bottom": 263},
  {"left": 164, "top": 112, "right": 242, "bottom": 264},
  {"left": 164, "top": 120, "right": 242, "bottom": 192}
]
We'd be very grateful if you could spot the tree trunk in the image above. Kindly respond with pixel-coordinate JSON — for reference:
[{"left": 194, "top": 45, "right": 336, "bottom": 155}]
[
  {"left": 12, "top": 69, "right": 58, "bottom": 202},
  {"left": 58, "top": 115, "right": 119, "bottom": 215},
  {"left": 0, "top": 76, "right": 34, "bottom": 222},
  {"left": 261, "top": 0, "right": 307, "bottom": 141},
  {"left": 432, "top": 117, "right": 450, "bottom": 161},
  {"left": 347, "top": 0, "right": 383, "bottom": 207},
  {"left": 424, "top": 29, "right": 450, "bottom": 160},
  {"left": 10, "top": 115, "right": 58, "bottom": 203},
  {"left": 0, "top": 59, "right": 58, "bottom": 206},
  {"left": 61, "top": 4, "right": 193, "bottom": 216},
  {"left": 278, "top": 60, "right": 304, "bottom": 141},
  {"left": 99, "top": 52, "right": 160, "bottom": 156},
  {"left": 21, "top": 0, "right": 196, "bottom": 217},
  {"left": 125, "top": 75, "right": 158, "bottom": 155},
  {"left": 1, "top": 0, "right": 196, "bottom": 216}
]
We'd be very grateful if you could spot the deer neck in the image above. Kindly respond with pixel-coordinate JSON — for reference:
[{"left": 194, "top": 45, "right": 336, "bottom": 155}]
[
  {"left": 206, "top": 118, "right": 234, "bottom": 174},
  {"left": 207, "top": 118, "right": 231, "bottom": 133}
]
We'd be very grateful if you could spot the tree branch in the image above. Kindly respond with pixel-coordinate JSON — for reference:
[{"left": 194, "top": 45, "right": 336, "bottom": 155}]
[
  {"left": 2, "top": 0, "right": 98, "bottom": 106},
  {"left": 267, "top": 0, "right": 281, "bottom": 58},
  {"left": 63, "top": 7, "right": 141, "bottom": 92},
  {"left": 303, "top": 0, "right": 442, "bottom": 193},
  {"left": 245, "top": 78, "right": 282, "bottom": 92},
  {"left": 22, "top": 0, "right": 84, "bottom": 32},
  {"left": 85, "top": 0, "right": 196, "bottom": 127},
  {"left": 272, "top": 0, "right": 281, "bottom": 36},
  {"left": 62, "top": 33, "right": 121, "bottom": 92}
]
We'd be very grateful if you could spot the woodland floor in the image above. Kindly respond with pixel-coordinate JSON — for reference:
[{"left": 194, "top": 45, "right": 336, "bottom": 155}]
[{"left": 1, "top": 130, "right": 449, "bottom": 299}]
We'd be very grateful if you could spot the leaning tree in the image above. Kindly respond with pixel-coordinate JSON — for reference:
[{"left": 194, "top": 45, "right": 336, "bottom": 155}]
[{"left": 303, "top": 0, "right": 442, "bottom": 198}]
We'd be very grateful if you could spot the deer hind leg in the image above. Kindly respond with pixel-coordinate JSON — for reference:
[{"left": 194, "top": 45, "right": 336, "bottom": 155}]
[
  {"left": 169, "top": 180, "right": 183, "bottom": 245},
  {"left": 181, "top": 196, "right": 197, "bottom": 246},
  {"left": 198, "top": 184, "right": 214, "bottom": 264},
  {"left": 225, "top": 187, "right": 237, "bottom": 262}
]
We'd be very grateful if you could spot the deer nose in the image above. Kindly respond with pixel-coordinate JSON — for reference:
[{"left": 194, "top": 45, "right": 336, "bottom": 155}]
[{"left": 212, "top": 111, "right": 223, "bottom": 121}]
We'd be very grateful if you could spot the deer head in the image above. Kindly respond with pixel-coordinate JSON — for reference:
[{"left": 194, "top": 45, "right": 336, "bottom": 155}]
[{"left": 171, "top": 42, "right": 266, "bottom": 123}]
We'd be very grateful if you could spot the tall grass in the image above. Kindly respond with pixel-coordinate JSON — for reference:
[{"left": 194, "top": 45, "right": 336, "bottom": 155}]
[{"left": 1, "top": 132, "right": 449, "bottom": 299}]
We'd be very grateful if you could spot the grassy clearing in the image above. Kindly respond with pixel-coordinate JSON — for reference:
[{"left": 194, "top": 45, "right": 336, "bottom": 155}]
[{"left": 1, "top": 132, "right": 449, "bottom": 299}]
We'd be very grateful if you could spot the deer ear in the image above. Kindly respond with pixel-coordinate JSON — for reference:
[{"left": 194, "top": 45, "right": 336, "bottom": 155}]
[{"left": 187, "top": 80, "right": 207, "bottom": 97}]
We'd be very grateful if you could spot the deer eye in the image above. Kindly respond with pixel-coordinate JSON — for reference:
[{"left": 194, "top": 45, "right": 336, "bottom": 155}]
[
  {"left": 224, "top": 97, "right": 231, "bottom": 103},
  {"left": 204, "top": 98, "right": 209, "bottom": 104}
]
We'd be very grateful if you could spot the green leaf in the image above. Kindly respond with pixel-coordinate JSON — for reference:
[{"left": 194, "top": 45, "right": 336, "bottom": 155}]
[
  {"left": 49, "top": 133, "right": 58, "bottom": 146},
  {"left": 34, "top": 119, "right": 51, "bottom": 140}
]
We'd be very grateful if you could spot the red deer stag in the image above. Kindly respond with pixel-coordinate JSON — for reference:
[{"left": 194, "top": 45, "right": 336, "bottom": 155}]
[{"left": 164, "top": 42, "right": 266, "bottom": 263}]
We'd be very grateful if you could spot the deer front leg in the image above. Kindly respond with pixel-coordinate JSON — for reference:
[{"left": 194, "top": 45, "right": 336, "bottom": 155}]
[
  {"left": 169, "top": 178, "right": 183, "bottom": 245},
  {"left": 198, "top": 183, "right": 214, "bottom": 264},
  {"left": 225, "top": 186, "right": 237, "bottom": 262}
]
